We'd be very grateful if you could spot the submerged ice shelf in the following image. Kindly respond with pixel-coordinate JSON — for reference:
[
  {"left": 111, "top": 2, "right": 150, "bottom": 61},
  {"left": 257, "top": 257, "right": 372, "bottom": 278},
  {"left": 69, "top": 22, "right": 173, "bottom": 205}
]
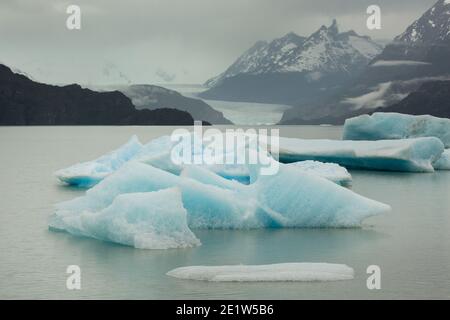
[
  {"left": 166, "top": 263, "right": 355, "bottom": 282},
  {"left": 275, "top": 137, "right": 444, "bottom": 172},
  {"left": 343, "top": 113, "right": 450, "bottom": 148}
]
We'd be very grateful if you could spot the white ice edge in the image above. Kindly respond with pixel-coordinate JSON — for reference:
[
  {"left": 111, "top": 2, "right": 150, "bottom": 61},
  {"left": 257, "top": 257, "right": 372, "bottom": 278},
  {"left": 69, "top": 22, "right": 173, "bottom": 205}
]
[{"left": 167, "top": 263, "right": 355, "bottom": 282}]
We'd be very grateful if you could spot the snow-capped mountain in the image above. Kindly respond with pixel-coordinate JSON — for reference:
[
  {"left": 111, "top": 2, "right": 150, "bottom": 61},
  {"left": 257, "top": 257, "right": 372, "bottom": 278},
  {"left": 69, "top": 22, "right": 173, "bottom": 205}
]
[
  {"left": 204, "top": 20, "right": 381, "bottom": 89},
  {"left": 280, "top": 0, "right": 450, "bottom": 124},
  {"left": 374, "top": 0, "right": 450, "bottom": 64},
  {"left": 395, "top": 0, "right": 450, "bottom": 44}
]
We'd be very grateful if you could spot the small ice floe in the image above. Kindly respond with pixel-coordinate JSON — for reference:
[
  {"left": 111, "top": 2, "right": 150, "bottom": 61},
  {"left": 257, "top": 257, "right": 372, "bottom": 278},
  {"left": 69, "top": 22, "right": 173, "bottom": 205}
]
[{"left": 167, "top": 263, "right": 354, "bottom": 282}]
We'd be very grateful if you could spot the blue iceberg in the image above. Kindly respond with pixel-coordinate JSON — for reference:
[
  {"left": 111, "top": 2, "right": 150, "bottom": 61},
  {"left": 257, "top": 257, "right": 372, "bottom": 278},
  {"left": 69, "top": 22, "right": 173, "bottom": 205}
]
[
  {"left": 55, "top": 135, "right": 143, "bottom": 187},
  {"left": 434, "top": 149, "right": 450, "bottom": 170},
  {"left": 286, "top": 161, "right": 352, "bottom": 186},
  {"left": 343, "top": 113, "right": 450, "bottom": 148},
  {"left": 276, "top": 137, "right": 444, "bottom": 172},
  {"left": 55, "top": 133, "right": 353, "bottom": 186},
  {"left": 253, "top": 165, "right": 389, "bottom": 228},
  {"left": 50, "top": 161, "right": 390, "bottom": 248},
  {"left": 50, "top": 188, "right": 200, "bottom": 249}
]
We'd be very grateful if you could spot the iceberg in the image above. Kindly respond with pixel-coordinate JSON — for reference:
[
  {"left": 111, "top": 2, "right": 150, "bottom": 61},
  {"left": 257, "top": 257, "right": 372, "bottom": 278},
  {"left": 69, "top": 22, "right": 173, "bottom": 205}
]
[
  {"left": 275, "top": 137, "right": 444, "bottom": 172},
  {"left": 434, "top": 149, "right": 450, "bottom": 170},
  {"left": 55, "top": 132, "right": 353, "bottom": 186},
  {"left": 286, "top": 161, "right": 352, "bottom": 186},
  {"left": 51, "top": 161, "right": 390, "bottom": 238},
  {"left": 167, "top": 263, "right": 354, "bottom": 282},
  {"left": 49, "top": 188, "right": 200, "bottom": 249},
  {"left": 254, "top": 165, "right": 389, "bottom": 228},
  {"left": 51, "top": 162, "right": 263, "bottom": 230},
  {"left": 55, "top": 135, "right": 143, "bottom": 187},
  {"left": 343, "top": 113, "right": 450, "bottom": 148}
]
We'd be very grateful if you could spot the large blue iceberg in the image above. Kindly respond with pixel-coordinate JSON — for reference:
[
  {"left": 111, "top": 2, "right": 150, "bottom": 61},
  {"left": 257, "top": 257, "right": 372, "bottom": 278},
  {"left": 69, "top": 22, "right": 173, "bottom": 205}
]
[
  {"left": 275, "top": 137, "right": 444, "bottom": 172},
  {"left": 50, "top": 161, "right": 390, "bottom": 248},
  {"left": 343, "top": 113, "right": 450, "bottom": 148}
]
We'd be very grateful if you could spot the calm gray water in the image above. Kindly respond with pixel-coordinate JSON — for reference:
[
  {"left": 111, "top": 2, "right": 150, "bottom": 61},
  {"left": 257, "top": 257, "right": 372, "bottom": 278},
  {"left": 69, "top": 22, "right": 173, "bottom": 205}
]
[{"left": 1, "top": 126, "right": 449, "bottom": 299}]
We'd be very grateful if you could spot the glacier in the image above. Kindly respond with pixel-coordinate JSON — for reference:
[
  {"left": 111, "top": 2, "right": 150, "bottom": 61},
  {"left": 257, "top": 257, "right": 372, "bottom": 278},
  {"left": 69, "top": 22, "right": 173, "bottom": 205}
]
[
  {"left": 55, "top": 135, "right": 143, "bottom": 187},
  {"left": 434, "top": 149, "right": 450, "bottom": 170},
  {"left": 275, "top": 136, "right": 444, "bottom": 172},
  {"left": 166, "top": 263, "right": 354, "bottom": 282},
  {"left": 343, "top": 113, "right": 450, "bottom": 148},
  {"left": 50, "top": 160, "right": 390, "bottom": 248}
]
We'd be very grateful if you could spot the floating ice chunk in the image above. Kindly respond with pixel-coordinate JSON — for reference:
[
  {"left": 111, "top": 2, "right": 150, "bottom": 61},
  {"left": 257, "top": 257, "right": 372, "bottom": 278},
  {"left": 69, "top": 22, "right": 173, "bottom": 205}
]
[
  {"left": 52, "top": 162, "right": 263, "bottom": 230},
  {"left": 434, "top": 149, "right": 450, "bottom": 170},
  {"left": 167, "top": 263, "right": 354, "bottom": 282},
  {"left": 49, "top": 188, "right": 200, "bottom": 249},
  {"left": 343, "top": 113, "right": 450, "bottom": 148},
  {"left": 55, "top": 135, "right": 143, "bottom": 187},
  {"left": 287, "top": 161, "right": 352, "bottom": 186},
  {"left": 275, "top": 137, "right": 444, "bottom": 172},
  {"left": 53, "top": 162, "right": 181, "bottom": 216},
  {"left": 52, "top": 161, "right": 389, "bottom": 236},
  {"left": 254, "top": 165, "right": 390, "bottom": 228}
]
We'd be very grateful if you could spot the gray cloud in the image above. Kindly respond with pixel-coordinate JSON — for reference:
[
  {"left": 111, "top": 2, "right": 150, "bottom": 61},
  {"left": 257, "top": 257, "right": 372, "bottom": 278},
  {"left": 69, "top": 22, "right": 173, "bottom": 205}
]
[{"left": 0, "top": 0, "right": 438, "bottom": 84}]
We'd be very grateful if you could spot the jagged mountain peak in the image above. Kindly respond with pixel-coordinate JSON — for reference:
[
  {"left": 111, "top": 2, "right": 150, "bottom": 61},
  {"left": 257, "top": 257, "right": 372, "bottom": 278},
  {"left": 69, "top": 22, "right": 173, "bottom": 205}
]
[
  {"left": 307, "top": 19, "right": 339, "bottom": 42},
  {"left": 204, "top": 20, "right": 381, "bottom": 87},
  {"left": 395, "top": 0, "right": 450, "bottom": 44},
  {"left": 276, "top": 32, "right": 306, "bottom": 46}
]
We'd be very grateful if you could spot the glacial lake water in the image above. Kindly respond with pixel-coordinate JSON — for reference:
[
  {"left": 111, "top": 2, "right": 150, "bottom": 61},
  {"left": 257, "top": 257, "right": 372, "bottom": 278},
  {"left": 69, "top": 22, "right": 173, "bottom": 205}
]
[{"left": 1, "top": 125, "right": 450, "bottom": 299}]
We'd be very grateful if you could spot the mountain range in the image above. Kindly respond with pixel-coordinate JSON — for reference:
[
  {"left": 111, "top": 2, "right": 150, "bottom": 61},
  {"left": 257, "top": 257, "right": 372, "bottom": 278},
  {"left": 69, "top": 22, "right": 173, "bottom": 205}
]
[
  {"left": 201, "top": 0, "right": 450, "bottom": 123},
  {"left": 200, "top": 19, "right": 382, "bottom": 106},
  {"left": 280, "top": 0, "right": 450, "bottom": 123}
]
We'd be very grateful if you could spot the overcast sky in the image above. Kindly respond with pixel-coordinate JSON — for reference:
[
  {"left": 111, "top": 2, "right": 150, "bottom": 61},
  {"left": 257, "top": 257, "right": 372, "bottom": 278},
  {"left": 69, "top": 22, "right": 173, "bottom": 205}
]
[{"left": 0, "top": 0, "right": 438, "bottom": 85}]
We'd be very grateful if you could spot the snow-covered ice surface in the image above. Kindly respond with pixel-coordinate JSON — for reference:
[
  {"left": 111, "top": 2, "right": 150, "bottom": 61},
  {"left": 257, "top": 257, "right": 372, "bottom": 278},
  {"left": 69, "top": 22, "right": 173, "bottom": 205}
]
[
  {"left": 55, "top": 135, "right": 143, "bottom": 187},
  {"left": 49, "top": 188, "right": 200, "bottom": 249},
  {"left": 434, "top": 149, "right": 450, "bottom": 170},
  {"left": 275, "top": 136, "right": 444, "bottom": 172},
  {"left": 343, "top": 113, "right": 450, "bottom": 148},
  {"left": 287, "top": 161, "right": 352, "bottom": 186},
  {"left": 166, "top": 263, "right": 354, "bottom": 282}
]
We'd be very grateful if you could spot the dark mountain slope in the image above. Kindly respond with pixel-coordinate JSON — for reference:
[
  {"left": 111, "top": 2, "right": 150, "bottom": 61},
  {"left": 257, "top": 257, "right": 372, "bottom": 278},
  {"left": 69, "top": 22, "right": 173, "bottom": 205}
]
[{"left": 0, "top": 64, "right": 193, "bottom": 125}]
